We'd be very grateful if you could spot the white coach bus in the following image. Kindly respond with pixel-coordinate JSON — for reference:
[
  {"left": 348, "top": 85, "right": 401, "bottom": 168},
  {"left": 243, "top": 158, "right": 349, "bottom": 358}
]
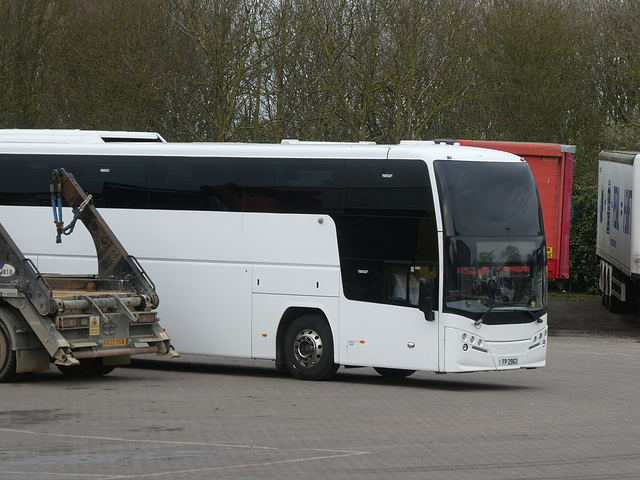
[{"left": 0, "top": 130, "right": 548, "bottom": 380}]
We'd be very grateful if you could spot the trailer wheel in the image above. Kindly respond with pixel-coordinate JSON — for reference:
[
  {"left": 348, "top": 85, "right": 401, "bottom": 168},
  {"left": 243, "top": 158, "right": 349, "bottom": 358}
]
[
  {"left": 0, "top": 320, "right": 19, "bottom": 383},
  {"left": 283, "top": 314, "right": 338, "bottom": 381},
  {"left": 608, "top": 294, "right": 621, "bottom": 313},
  {"left": 373, "top": 367, "right": 416, "bottom": 378},
  {"left": 57, "top": 359, "right": 115, "bottom": 378}
]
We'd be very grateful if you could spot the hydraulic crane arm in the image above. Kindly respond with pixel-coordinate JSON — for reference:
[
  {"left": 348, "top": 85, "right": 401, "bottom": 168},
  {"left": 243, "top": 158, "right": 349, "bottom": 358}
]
[{"left": 49, "top": 168, "right": 159, "bottom": 309}]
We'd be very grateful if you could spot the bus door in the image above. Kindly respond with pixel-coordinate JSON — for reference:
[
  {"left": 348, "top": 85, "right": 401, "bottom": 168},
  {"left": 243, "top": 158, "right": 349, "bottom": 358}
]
[{"left": 338, "top": 261, "right": 440, "bottom": 372}]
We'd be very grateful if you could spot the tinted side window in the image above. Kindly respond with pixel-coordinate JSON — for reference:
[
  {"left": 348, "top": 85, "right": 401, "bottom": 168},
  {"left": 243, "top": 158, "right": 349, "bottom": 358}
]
[
  {"left": 0, "top": 154, "right": 150, "bottom": 208},
  {"left": 149, "top": 157, "right": 244, "bottom": 211},
  {"left": 0, "top": 154, "right": 57, "bottom": 206},
  {"left": 335, "top": 159, "right": 438, "bottom": 304},
  {"left": 345, "top": 159, "right": 433, "bottom": 216},
  {"left": 244, "top": 158, "right": 345, "bottom": 213},
  {"left": 334, "top": 216, "right": 436, "bottom": 262},
  {"left": 67, "top": 156, "right": 150, "bottom": 208},
  {"left": 147, "top": 157, "right": 345, "bottom": 213}
]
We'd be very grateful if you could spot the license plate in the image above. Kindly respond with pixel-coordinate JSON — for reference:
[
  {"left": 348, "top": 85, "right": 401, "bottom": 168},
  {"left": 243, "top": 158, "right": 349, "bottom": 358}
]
[
  {"left": 102, "top": 338, "right": 126, "bottom": 347},
  {"left": 498, "top": 357, "right": 518, "bottom": 367}
]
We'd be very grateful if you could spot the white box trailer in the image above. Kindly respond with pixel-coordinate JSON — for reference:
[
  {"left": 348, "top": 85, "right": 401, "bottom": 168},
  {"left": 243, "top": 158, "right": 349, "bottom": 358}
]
[{"left": 597, "top": 150, "right": 640, "bottom": 312}]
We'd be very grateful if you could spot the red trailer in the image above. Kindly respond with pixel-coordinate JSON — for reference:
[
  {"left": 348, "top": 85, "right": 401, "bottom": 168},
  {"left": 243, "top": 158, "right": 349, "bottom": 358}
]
[{"left": 453, "top": 140, "right": 575, "bottom": 280}]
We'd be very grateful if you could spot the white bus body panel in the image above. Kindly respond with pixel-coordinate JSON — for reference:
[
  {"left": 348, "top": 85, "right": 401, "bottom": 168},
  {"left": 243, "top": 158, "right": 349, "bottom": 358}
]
[
  {"left": 251, "top": 264, "right": 340, "bottom": 360},
  {"left": 251, "top": 294, "right": 339, "bottom": 360},
  {"left": 339, "top": 299, "right": 440, "bottom": 371},
  {"left": 0, "top": 206, "right": 341, "bottom": 360},
  {"left": 148, "top": 261, "right": 253, "bottom": 357}
]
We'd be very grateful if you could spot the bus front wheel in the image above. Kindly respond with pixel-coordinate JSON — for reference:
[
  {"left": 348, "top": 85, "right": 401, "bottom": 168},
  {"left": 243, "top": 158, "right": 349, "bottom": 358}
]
[{"left": 283, "top": 315, "right": 338, "bottom": 381}]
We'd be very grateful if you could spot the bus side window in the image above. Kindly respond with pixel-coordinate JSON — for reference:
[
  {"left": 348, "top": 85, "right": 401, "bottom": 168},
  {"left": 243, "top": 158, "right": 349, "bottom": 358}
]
[
  {"left": 387, "top": 264, "right": 419, "bottom": 306},
  {"left": 386, "top": 263, "right": 437, "bottom": 308},
  {"left": 340, "top": 259, "right": 383, "bottom": 303},
  {"left": 0, "top": 156, "right": 55, "bottom": 206},
  {"left": 63, "top": 156, "right": 151, "bottom": 209},
  {"left": 148, "top": 156, "right": 244, "bottom": 211}
]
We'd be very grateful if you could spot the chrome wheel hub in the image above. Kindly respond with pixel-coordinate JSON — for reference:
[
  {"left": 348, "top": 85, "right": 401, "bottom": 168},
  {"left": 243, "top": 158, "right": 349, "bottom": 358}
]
[{"left": 293, "top": 329, "right": 323, "bottom": 368}]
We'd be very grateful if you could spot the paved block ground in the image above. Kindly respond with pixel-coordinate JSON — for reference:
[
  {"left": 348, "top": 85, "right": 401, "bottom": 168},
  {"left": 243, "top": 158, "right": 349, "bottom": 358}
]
[
  {"left": 548, "top": 299, "right": 640, "bottom": 336},
  {"left": 0, "top": 301, "right": 638, "bottom": 479}
]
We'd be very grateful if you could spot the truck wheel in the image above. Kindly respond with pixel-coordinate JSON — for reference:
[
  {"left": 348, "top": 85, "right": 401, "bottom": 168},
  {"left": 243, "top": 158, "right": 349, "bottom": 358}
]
[
  {"left": 283, "top": 314, "right": 338, "bottom": 381},
  {"left": 57, "top": 359, "right": 115, "bottom": 377},
  {"left": 0, "top": 321, "right": 19, "bottom": 383},
  {"left": 373, "top": 367, "right": 416, "bottom": 378},
  {"left": 609, "top": 294, "right": 623, "bottom": 313}
]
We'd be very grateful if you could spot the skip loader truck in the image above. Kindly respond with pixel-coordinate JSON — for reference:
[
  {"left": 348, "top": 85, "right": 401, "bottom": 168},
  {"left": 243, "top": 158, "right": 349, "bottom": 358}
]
[{"left": 0, "top": 168, "right": 178, "bottom": 381}]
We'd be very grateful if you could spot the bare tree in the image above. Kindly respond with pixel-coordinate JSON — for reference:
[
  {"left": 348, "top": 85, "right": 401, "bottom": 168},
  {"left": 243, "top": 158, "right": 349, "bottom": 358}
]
[
  {"left": 466, "top": 0, "right": 589, "bottom": 144},
  {"left": 39, "top": 0, "right": 174, "bottom": 132},
  {"left": 375, "top": 0, "right": 478, "bottom": 142},
  {"left": 596, "top": 0, "right": 640, "bottom": 150},
  {"left": 0, "top": 0, "right": 60, "bottom": 128},
  {"left": 257, "top": 0, "right": 322, "bottom": 141},
  {"left": 168, "top": 0, "right": 263, "bottom": 141}
]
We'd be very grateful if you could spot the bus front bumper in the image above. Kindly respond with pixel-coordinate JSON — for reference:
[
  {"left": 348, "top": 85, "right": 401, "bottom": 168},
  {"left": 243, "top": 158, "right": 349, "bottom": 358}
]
[{"left": 443, "top": 326, "right": 547, "bottom": 373}]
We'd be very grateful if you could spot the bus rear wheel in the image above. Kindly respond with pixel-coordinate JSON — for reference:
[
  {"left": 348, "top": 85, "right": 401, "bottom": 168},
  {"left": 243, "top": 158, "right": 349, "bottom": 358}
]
[
  {"left": 0, "top": 320, "right": 19, "bottom": 383},
  {"left": 283, "top": 314, "right": 338, "bottom": 381}
]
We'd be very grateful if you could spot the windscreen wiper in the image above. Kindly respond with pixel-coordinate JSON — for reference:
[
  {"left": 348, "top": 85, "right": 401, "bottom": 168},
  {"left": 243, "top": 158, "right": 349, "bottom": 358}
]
[{"left": 475, "top": 302, "right": 499, "bottom": 326}]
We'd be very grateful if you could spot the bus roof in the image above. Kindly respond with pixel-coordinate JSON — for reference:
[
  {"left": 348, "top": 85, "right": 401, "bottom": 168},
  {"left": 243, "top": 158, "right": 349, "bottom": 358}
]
[
  {"left": 0, "top": 129, "right": 166, "bottom": 144},
  {"left": 0, "top": 130, "right": 522, "bottom": 163}
]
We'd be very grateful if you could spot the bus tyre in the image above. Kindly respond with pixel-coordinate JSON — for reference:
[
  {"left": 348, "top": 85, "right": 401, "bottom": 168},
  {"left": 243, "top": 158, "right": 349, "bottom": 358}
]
[
  {"left": 0, "top": 320, "right": 19, "bottom": 383},
  {"left": 373, "top": 367, "right": 416, "bottom": 378},
  {"left": 283, "top": 315, "right": 338, "bottom": 381}
]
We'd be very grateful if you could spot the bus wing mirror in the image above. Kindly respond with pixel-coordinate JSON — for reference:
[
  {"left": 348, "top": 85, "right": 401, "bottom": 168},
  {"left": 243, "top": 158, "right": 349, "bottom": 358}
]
[{"left": 419, "top": 277, "right": 435, "bottom": 321}]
